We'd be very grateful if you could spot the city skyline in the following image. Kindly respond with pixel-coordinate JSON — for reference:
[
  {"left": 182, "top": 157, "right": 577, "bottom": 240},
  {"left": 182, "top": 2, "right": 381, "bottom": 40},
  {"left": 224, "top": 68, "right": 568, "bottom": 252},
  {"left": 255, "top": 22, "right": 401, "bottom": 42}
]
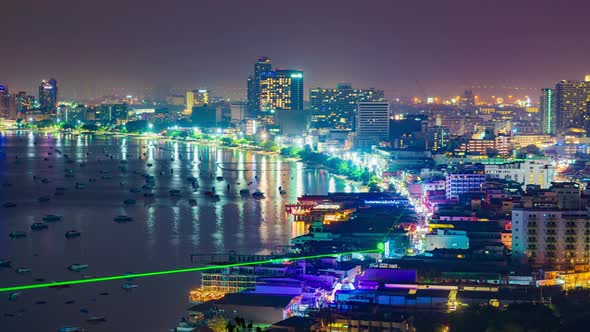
[{"left": 2, "top": 0, "right": 590, "bottom": 100}]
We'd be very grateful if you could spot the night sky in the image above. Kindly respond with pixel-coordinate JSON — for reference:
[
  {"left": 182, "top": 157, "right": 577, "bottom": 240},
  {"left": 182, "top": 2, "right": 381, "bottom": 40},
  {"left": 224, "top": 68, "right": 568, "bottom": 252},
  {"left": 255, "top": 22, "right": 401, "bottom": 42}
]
[{"left": 1, "top": 0, "right": 589, "bottom": 100}]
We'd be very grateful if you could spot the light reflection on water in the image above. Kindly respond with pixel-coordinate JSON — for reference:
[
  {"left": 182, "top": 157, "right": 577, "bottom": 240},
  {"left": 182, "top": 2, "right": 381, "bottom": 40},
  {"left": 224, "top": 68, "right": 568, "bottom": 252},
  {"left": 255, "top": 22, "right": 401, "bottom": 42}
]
[{"left": 0, "top": 131, "right": 360, "bottom": 332}]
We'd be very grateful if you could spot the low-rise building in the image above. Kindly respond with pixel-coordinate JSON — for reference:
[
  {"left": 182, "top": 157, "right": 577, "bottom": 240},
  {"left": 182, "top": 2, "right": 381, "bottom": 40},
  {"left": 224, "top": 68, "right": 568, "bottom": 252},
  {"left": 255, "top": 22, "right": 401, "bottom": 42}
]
[{"left": 424, "top": 229, "right": 469, "bottom": 251}]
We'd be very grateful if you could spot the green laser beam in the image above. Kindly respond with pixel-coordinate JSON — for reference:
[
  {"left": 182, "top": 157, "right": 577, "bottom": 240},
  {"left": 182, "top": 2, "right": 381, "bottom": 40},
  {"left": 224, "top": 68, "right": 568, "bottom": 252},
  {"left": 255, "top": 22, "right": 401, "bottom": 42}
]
[
  {"left": 381, "top": 205, "right": 410, "bottom": 242},
  {"left": 0, "top": 249, "right": 382, "bottom": 293}
]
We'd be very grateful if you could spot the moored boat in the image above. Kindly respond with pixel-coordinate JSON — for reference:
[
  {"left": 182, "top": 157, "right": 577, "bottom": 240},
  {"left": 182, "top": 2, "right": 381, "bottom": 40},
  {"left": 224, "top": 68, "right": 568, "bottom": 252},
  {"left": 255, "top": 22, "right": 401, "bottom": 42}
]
[
  {"left": 252, "top": 191, "right": 265, "bottom": 199},
  {"left": 67, "top": 264, "right": 89, "bottom": 272},
  {"left": 65, "top": 230, "right": 81, "bottom": 238},
  {"left": 9, "top": 231, "right": 27, "bottom": 239},
  {"left": 31, "top": 223, "right": 49, "bottom": 230},
  {"left": 43, "top": 214, "right": 63, "bottom": 222},
  {"left": 114, "top": 215, "right": 133, "bottom": 223}
]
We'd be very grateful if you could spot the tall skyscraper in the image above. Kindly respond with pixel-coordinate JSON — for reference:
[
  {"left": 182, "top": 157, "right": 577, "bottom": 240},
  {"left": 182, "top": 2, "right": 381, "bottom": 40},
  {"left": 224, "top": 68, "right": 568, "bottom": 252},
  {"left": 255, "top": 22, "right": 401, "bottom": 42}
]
[
  {"left": 555, "top": 78, "right": 590, "bottom": 133},
  {"left": 39, "top": 78, "right": 58, "bottom": 112},
  {"left": 0, "top": 85, "right": 8, "bottom": 118},
  {"left": 247, "top": 56, "right": 272, "bottom": 115},
  {"left": 540, "top": 88, "right": 556, "bottom": 135},
  {"left": 259, "top": 69, "right": 304, "bottom": 112},
  {"left": 309, "top": 83, "right": 384, "bottom": 130},
  {"left": 247, "top": 57, "right": 303, "bottom": 116},
  {"left": 354, "top": 102, "right": 390, "bottom": 149}
]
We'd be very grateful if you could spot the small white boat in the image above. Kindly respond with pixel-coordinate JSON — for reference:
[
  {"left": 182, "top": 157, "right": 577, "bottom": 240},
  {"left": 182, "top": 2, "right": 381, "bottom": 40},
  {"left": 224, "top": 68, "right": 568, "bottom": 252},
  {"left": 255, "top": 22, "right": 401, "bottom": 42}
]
[
  {"left": 15, "top": 267, "right": 32, "bottom": 274},
  {"left": 8, "top": 292, "right": 21, "bottom": 301},
  {"left": 121, "top": 283, "right": 138, "bottom": 290},
  {"left": 59, "top": 327, "right": 83, "bottom": 332},
  {"left": 67, "top": 264, "right": 89, "bottom": 272}
]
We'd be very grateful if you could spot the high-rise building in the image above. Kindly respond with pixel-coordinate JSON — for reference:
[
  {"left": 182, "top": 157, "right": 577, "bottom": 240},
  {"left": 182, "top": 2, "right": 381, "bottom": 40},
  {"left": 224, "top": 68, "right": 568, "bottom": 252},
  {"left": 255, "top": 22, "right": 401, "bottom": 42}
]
[
  {"left": 354, "top": 102, "right": 389, "bottom": 149},
  {"left": 259, "top": 69, "right": 303, "bottom": 112},
  {"left": 555, "top": 79, "right": 590, "bottom": 133},
  {"left": 0, "top": 85, "right": 8, "bottom": 118},
  {"left": 99, "top": 103, "right": 129, "bottom": 125},
  {"left": 246, "top": 57, "right": 303, "bottom": 115},
  {"left": 310, "top": 84, "right": 384, "bottom": 130},
  {"left": 185, "top": 89, "right": 209, "bottom": 115},
  {"left": 16, "top": 91, "right": 34, "bottom": 115},
  {"left": 6, "top": 94, "right": 18, "bottom": 120},
  {"left": 39, "top": 78, "right": 58, "bottom": 112},
  {"left": 460, "top": 89, "right": 476, "bottom": 112},
  {"left": 247, "top": 56, "right": 272, "bottom": 115},
  {"left": 540, "top": 88, "right": 556, "bottom": 135}
]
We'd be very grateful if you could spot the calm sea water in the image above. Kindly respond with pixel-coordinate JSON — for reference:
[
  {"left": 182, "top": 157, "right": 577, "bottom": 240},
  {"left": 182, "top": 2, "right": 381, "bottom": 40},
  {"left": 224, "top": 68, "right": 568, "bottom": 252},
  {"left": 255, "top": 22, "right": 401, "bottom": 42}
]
[{"left": 0, "top": 131, "right": 358, "bottom": 332}]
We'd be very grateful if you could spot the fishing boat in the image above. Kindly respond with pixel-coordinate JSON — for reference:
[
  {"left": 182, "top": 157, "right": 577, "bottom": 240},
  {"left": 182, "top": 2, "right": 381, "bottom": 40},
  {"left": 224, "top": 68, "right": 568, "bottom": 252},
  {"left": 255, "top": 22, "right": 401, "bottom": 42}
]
[
  {"left": 0, "top": 259, "right": 11, "bottom": 267},
  {"left": 9, "top": 231, "right": 27, "bottom": 239},
  {"left": 75, "top": 182, "right": 86, "bottom": 189},
  {"left": 123, "top": 199, "right": 136, "bottom": 205},
  {"left": 67, "top": 264, "right": 89, "bottom": 272},
  {"left": 31, "top": 223, "right": 49, "bottom": 231},
  {"left": 58, "top": 327, "right": 82, "bottom": 332},
  {"left": 169, "top": 189, "right": 181, "bottom": 196},
  {"left": 114, "top": 215, "right": 133, "bottom": 223},
  {"left": 8, "top": 292, "right": 20, "bottom": 301},
  {"left": 15, "top": 267, "right": 32, "bottom": 274},
  {"left": 252, "top": 191, "right": 265, "bottom": 199},
  {"left": 65, "top": 230, "right": 81, "bottom": 238},
  {"left": 87, "top": 316, "right": 106, "bottom": 323},
  {"left": 43, "top": 214, "right": 63, "bottom": 222},
  {"left": 239, "top": 189, "right": 250, "bottom": 196},
  {"left": 121, "top": 283, "right": 139, "bottom": 290}
]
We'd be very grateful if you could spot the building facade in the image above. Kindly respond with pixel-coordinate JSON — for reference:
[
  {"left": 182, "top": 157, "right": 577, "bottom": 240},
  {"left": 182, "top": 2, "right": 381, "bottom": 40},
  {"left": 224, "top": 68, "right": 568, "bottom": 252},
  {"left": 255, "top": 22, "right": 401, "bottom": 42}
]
[
  {"left": 512, "top": 209, "right": 590, "bottom": 269},
  {"left": 310, "top": 84, "right": 384, "bottom": 130},
  {"left": 354, "top": 102, "right": 389, "bottom": 149},
  {"left": 484, "top": 158, "right": 554, "bottom": 189},
  {"left": 38, "top": 78, "right": 58, "bottom": 113},
  {"left": 247, "top": 56, "right": 273, "bottom": 115},
  {"left": 555, "top": 79, "right": 590, "bottom": 134},
  {"left": 540, "top": 88, "right": 556, "bottom": 135},
  {"left": 445, "top": 167, "right": 486, "bottom": 200},
  {"left": 260, "top": 69, "right": 304, "bottom": 112}
]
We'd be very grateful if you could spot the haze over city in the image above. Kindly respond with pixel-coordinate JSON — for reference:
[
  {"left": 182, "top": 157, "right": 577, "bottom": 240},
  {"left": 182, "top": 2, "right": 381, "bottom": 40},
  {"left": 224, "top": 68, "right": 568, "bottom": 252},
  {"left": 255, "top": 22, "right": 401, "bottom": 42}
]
[{"left": 2, "top": 0, "right": 590, "bottom": 100}]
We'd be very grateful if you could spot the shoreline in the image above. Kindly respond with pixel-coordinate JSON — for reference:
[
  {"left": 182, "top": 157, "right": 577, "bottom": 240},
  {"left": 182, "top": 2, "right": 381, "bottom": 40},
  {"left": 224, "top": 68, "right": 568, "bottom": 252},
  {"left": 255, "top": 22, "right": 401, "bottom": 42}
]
[{"left": 2, "top": 128, "right": 367, "bottom": 191}]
